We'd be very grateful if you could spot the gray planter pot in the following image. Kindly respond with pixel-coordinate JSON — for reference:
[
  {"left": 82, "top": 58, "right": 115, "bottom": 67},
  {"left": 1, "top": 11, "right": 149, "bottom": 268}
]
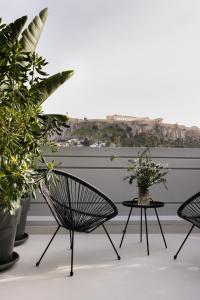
[
  {"left": 15, "top": 196, "right": 31, "bottom": 246},
  {"left": 0, "top": 209, "right": 20, "bottom": 271}
]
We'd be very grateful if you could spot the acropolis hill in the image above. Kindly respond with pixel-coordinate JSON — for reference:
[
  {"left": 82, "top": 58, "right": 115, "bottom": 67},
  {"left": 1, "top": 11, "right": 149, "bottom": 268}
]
[{"left": 55, "top": 114, "right": 200, "bottom": 147}]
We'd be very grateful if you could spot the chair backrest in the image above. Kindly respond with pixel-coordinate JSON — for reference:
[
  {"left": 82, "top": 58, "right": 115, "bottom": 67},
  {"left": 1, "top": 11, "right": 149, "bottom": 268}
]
[
  {"left": 40, "top": 169, "right": 118, "bottom": 232},
  {"left": 178, "top": 192, "right": 200, "bottom": 227}
]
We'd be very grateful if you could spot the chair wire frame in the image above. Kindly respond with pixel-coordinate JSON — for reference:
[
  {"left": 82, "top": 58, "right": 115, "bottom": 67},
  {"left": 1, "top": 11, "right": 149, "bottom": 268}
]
[
  {"left": 36, "top": 169, "right": 121, "bottom": 276},
  {"left": 174, "top": 192, "right": 200, "bottom": 260}
]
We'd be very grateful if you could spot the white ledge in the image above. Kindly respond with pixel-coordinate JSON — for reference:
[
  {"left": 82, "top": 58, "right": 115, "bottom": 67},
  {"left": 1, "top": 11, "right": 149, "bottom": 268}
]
[{"left": 27, "top": 215, "right": 183, "bottom": 222}]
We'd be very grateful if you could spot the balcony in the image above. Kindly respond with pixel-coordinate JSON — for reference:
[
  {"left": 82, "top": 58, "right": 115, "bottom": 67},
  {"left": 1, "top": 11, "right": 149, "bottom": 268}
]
[
  {"left": 1, "top": 147, "right": 200, "bottom": 299},
  {"left": 29, "top": 147, "right": 200, "bottom": 234}
]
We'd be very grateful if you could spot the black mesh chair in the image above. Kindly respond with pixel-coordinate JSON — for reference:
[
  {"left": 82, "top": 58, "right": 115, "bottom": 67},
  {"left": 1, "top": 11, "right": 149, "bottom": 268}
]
[
  {"left": 36, "top": 169, "right": 120, "bottom": 276},
  {"left": 174, "top": 192, "right": 200, "bottom": 260}
]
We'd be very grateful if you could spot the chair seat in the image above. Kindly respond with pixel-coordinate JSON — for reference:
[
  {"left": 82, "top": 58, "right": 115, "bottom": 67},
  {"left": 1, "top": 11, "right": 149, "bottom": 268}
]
[
  {"left": 59, "top": 205, "right": 116, "bottom": 219},
  {"left": 61, "top": 208, "right": 115, "bottom": 233}
]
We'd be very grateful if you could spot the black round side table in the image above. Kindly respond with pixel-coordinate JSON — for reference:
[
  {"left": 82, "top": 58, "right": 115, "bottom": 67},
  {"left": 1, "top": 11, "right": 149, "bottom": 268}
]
[{"left": 119, "top": 198, "right": 167, "bottom": 255}]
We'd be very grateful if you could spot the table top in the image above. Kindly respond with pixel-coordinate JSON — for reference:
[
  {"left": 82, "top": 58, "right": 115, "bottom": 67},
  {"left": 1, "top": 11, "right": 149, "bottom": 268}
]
[{"left": 122, "top": 198, "right": 165, "bottom": 208}]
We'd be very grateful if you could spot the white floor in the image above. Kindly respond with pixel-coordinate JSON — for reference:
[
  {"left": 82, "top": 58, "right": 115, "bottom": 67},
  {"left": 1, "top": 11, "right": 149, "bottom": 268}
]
[{"left": 0, "top": 233, "right": 200, "bottom": 300}]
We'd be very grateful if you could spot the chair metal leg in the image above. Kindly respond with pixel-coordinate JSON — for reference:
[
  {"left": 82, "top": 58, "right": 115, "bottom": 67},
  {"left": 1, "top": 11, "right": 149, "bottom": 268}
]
[
  {"left": 144, "top": 208, "right": 149, "bottom": 256},
  {"left": 102, "top": 224, "right": 121, "bottom": 260},
  {"left": 70, "top": 230, "right": 74, "bottom": 276},
  {"left": 69, "top": 230, "right": 73, "bottom": 249},
  {"left": 154, "top": 207, "right": 167, "bottom": 248},
  {"left": 36, "top": 225, "right": 61, "bottom": 267},
  {"left": 119, "top": 206, "right": 133, "bottom": 248},
  {"left": 174, "top": 224, "right": 194, "bottom": 260},
  {"left": 140, "top": 207, "right": 143, "bottom": 243}
]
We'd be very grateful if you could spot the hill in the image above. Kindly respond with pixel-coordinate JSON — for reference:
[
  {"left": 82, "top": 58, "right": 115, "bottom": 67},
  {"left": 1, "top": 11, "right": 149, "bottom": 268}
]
[{"left": 53, "top": 115, "right": 200, "bottom": 148}]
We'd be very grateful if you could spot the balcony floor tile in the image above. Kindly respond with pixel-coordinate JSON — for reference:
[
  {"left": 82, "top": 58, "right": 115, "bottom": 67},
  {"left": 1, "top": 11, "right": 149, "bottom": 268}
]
[{"left": 0, "top": 234, "right": 200, "bottom": 300}]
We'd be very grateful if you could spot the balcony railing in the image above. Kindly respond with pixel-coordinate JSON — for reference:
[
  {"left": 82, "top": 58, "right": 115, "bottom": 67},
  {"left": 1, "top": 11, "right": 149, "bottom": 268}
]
[{"left": 28, "top": 147, "right": 200, "bottom": 233}]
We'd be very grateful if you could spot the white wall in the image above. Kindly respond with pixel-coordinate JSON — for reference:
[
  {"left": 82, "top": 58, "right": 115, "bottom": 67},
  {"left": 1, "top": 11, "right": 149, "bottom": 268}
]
[{"left": 28, "top": 147, "right": 200, "bottom": 232}]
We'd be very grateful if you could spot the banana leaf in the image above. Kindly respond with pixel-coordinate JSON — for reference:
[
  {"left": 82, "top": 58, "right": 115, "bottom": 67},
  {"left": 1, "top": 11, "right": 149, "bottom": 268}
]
[
  {"left": 8, "top": 16, "right": 27, "bottom": 40},
  {"left": 32, "top": 70, "right": 74, "bottom": 105},
  {"left": 20, "top": 8, "right": 48, "bottom": 53}
]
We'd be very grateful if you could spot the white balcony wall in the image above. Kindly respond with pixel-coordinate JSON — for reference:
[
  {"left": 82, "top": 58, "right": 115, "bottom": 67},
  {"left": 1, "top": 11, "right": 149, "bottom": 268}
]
[{"left": 28, "top": 147, "right": 200, "bottom": 233}]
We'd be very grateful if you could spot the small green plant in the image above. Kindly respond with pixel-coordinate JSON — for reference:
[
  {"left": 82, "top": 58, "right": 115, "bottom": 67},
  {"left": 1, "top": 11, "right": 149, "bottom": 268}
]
[{"left": 124, "top": 148, "right": 168, "bottom": 189}]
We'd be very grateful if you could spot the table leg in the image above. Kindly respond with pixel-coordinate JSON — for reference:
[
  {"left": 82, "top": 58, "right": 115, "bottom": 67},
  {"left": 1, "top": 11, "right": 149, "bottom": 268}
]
[
  {"left": 144, "top": 208, "right": 149, "bottom": 256},
  {"left": 119, "top": 206, "right": 133, "bottom": 248},
  {"left": 154, "top": 207, "right": 167, "bottom": 248},
  {"left": 140, "top": 207, "right": 142, "bottom": 243}
]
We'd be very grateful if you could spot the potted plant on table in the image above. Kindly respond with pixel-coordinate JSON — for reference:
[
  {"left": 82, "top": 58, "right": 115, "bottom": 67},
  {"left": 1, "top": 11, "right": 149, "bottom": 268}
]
[
  {"left": 0, "top": 8, "right": 74, "bottom": 270},
  {"left": 124, "top": 148, "right": 168, "bottom": 205}
]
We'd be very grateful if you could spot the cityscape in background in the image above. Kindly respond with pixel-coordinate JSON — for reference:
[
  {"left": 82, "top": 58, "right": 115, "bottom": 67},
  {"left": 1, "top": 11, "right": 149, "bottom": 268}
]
[{"left": 52, "top": 114, "right": 200, "bottom": 148}]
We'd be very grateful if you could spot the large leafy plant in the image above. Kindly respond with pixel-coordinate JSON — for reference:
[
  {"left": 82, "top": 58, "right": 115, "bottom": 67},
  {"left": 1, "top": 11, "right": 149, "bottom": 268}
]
[{"left": 0, "top": 8, "right": 74, "bottom": 213}]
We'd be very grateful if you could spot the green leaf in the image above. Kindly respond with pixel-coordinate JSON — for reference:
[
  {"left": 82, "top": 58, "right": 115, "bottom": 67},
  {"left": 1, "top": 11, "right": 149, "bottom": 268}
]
[
  {"left": 20, "top": 8, "right": 48, "bottom": 53},
  {"left": 32, "top": 70, "right": 74, "bottom": 105},
  {"left": 38, "top": 114, "right": 70, "bottom": 134},
  {"left": 110, "top": 155, "right": 118, "bottom": 161},
  {"left": 8, "top": 16, "right": 27, "bottom": 40},
  {"left": 42, "top": 114, "right": 69, "bottom": 122}
]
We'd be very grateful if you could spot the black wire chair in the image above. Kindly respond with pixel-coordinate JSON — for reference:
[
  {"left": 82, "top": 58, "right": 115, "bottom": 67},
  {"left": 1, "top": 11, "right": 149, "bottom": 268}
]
[
  {"left": 36, "top": 169, "right": 121, "bottom": 276},
  {"left": 174, "top": 192, "right": 200, "bottom": 260}
]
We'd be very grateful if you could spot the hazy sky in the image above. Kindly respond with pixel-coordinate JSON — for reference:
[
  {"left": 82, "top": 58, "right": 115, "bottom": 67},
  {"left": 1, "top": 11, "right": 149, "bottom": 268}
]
[{"left": 1, "top": 0, "right": 200, "bottom": 127}]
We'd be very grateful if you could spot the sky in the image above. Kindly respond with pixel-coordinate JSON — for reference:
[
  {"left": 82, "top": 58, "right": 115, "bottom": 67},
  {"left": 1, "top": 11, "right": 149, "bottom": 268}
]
[{"left": 1, "top": 0, "right": 200, "bottom": 127}]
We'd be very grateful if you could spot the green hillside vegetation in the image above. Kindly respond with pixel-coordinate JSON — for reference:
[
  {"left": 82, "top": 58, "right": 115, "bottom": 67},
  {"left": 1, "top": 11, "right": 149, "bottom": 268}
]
[{"left": 60, "top": 120, "right": 200, "bottom": 148}]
